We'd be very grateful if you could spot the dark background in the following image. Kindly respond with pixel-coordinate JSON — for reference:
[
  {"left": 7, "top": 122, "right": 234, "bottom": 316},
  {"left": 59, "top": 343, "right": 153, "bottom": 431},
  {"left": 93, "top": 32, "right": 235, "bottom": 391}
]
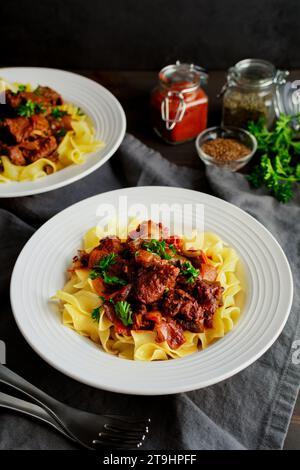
[{"left": 1, "top": 0, "right": 300, "bottom": 71}]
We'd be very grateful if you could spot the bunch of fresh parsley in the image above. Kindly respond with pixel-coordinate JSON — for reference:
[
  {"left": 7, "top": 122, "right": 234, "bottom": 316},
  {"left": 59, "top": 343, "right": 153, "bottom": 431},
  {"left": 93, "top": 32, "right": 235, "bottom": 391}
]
[{"left": 248, "top": 113, "right": 300, "bottom": 202}]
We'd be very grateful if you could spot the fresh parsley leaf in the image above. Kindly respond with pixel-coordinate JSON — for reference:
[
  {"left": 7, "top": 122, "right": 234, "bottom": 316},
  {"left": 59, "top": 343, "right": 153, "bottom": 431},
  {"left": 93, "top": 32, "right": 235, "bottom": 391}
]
[
  {"left": 18, "top": 84, "right": 26, "bottom": 92},
  {"left": 33, "top": 87, "right": 42, "bottom": 96},
  {"left": 114, "top": 301, "right": 133, "bottom": 326},
  {"left": 17, "top": 99, "right": 45, "bottom": 117},
  {"left": 169, "top": 243, "right": 177, "bottom": 254},
  {"left": 102, "top": 271, "right": 127, "bottom": 286},
  {"left": 52, "top": 107, "right": 67, "bottom": 119},
  {"left": 89, "top": 270, "right": 99, "bottom": 280},
  {"left": 56, "top": 128, "right": 67, "bottom": 138},
  {"left": 76, "top": 107, "right": 84, "bottom": 116},
  {"left": 89, "top": 252, "right": 126, "bottom": 285},
  {"left": 180, "top": 261, "right": 199, "bottom": 284},
  {"left": 35, "top": 103, "right": 46, "bottom": 114},
  {"left": 143, "top": 239, "right": 172, "bottom": 260},
  {"left": 98, "top": 253, "right": 117, "bottom": 270},
  {"left": 17, "top": 100, "right": 36, "bottom": 117},
  {"left": 91, "top": 307, "right": 101, "bottom": 322}
]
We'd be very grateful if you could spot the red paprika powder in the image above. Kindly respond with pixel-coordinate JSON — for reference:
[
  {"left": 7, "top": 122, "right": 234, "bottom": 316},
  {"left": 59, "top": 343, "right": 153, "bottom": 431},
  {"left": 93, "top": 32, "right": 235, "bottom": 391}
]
[{"left": 151, "top": 61, "right": 208, "bottom": 144}]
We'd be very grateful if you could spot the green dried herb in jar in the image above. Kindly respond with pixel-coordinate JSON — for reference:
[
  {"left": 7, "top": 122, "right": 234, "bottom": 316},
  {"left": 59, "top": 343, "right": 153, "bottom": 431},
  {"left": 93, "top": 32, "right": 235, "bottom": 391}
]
[{"left": 221, "top": 59, "right": 289, "bottom": 129}]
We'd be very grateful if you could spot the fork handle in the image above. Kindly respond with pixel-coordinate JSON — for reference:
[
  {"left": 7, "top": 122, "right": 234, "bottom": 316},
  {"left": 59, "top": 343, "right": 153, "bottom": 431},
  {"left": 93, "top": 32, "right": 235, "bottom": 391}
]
[
  {"left": 0, "top": 391, "right": 73, "bottom": 440},
  {"left": 0, "top": 365, "right": 62, "bottom": 422}
]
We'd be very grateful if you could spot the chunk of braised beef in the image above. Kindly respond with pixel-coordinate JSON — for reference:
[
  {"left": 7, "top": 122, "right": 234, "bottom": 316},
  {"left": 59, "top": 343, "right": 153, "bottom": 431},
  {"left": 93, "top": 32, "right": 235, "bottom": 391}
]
[
  {"left": 88, "top": 247, "right": 108, "bottom": 268},
  {"left": 155, "top": 319, "right": 185, "bottom": 349},
  {"left": 122, "top": 258, "right": 136, "bottom": 282},
  {"left": 30, "top": 114, "right": 49, "bottom": 134},
  {"left": 78, "top": 251, "right": 89, "bottom": 267},
  {"left": 4, "top": 117, "right": 33, "bottom": 143},
  {"left": 135, "top": 263, "right": 179, "bottom": 304},
  {"left": 163, "top": 288, "right": 203, "bottom": 321},
  {"left": 99, "top": 236, "right": 124, "bottom": 254},
  {"left": 126, "top": 238, "right": 145, "bottom": 253},
  {"left": 110, "top": 283, "right": 132, "bottom": 302},
  {"left": 176, "top": 317, "right": 205, "bottom": 333},
  {"left": 48, "top": 114, "right": 72, "bottom": 133},
  {"left": 5, "top": 90, "right": 23, "bottom": 109},
  {"left": 28, "top": 136, "right": 58, "bottom": 162},
  {"left": 34, "top": 86, "right": 63, "bottom": 106},
  {"left": 195, "top": 279, "right": 224, "bottom": 316},
  {"left": 7, "top": 146, "right": 26, "bottom": 165},
  {"left": 134, "top": 249, "right": 161, "bottom": 268},
  {"left": 165, "top": 235, "right": 184, "bottom": 252},
  {"left": 132, "top": 303, "right": 151, "bottom": 330},
  {"left": 107, "top": 256, "right": 128, "bottom": 280}
]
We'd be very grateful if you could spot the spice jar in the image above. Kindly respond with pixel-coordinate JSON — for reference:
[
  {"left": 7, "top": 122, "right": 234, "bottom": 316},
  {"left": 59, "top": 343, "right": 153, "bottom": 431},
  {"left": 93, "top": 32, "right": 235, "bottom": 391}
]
[
  {"left": 221, "top": 59, "right": 289, "bottom": 129},
  {"left": 151, "top": 61, "right": 208, "bottom": 144}
]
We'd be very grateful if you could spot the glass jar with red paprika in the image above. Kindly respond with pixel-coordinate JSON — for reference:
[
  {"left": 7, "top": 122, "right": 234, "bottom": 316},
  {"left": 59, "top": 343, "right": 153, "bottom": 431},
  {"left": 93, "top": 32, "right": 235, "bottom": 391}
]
[{"left": 151, "top": 61, "right": 208, "bottom": 144}]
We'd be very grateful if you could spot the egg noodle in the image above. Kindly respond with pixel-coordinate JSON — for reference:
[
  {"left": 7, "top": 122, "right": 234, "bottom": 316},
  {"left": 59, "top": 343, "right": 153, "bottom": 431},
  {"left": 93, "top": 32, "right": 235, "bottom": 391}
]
[
  {"left": 0, "top": 81, "right": 104, "bottom": 183},
  {"left": 54, "top": 224, "right": 242, "bottom": 361}
]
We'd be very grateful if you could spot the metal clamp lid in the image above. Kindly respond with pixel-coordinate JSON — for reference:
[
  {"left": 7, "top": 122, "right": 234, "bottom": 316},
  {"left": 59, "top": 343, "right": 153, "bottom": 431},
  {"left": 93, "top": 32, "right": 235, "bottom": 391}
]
[{"left": 161, "top": 90, "right": 186, "bottom": 130}]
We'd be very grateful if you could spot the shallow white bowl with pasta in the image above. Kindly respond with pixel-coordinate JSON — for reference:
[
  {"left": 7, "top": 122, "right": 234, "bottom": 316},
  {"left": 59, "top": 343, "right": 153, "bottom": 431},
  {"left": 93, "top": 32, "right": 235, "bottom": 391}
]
[
  {"left": 0, "top": 67, "right": 126, "bottom": 197},
  {"left": 10, "top": 187, "right": 293, "bottom": 395}
]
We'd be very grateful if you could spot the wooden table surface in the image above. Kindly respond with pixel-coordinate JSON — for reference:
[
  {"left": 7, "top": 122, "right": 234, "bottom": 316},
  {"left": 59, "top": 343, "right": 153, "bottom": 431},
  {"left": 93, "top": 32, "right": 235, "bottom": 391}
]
[{"left": 79, "top": 69, "right": 299, "bottom": 449}]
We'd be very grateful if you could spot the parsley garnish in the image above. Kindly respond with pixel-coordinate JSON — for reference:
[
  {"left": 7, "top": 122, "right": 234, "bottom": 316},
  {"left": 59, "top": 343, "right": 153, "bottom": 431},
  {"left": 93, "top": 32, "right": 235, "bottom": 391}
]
[
  {"left": 91, "top": 307, "right": 101, "bottom": 322},
  {"left": 180, "top": 261, "right": 199, "bottom": 284},
  {"left": 56, "top": 128, "right": 67, "bottom": 138},
  {"left": 89, "top": 252, "right": 126, "bottom": 286},
  {"left": 169, "top": 244, "right": 177, "bottom": 254},
  {"left": 143, "top": 239, "right": 174, "bottom": 260},
  {"left": 17, "top": 100, "right": 36, "bottom": 117},
  {"left": 102, "top": 271, "right": 127, "bottom": 286},
  {"left": 52, "top": 107, "right": 67, "bottom": 119},
  {"left": 114, "top": 301, "right": 133, "bottom": 326},
  {"left": 248, "top": 114, "right": 300, "bottom": 202},
  {"left": 33, "top": 87, "right": 42, "bottom": 96},
  {"left": 76, "top": 107, "right": 84, "bottom": 116},
  {"left": 35, "top": 103, "right": 46, "bottom": 114},
  {"left": 18, "top": 84, "right": 26, "bottom": 92},
  {"left": 98, "top": 253, "right": 117, "bottom": 270},
  {"left": 17, "top": 100, "right": 45, "bottom": 117}
]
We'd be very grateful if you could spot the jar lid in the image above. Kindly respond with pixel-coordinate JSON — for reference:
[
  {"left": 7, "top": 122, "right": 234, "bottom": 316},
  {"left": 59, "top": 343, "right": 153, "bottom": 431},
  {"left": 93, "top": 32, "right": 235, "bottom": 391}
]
[
  {"left": 229, "top": 59, "right": 288, "bottom": 88},
  {"left": 276, "top": 81, "right": 300, "bottom": 118},
  {"left": 159, "top": 61, "right": 208, "bottom": 91}
]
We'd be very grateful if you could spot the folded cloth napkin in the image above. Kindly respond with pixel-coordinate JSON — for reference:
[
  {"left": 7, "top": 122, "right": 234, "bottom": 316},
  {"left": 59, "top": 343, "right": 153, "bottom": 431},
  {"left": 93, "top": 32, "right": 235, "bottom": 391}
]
[{"left": 0, "top": 134, "right": 299, "bottom": 450}]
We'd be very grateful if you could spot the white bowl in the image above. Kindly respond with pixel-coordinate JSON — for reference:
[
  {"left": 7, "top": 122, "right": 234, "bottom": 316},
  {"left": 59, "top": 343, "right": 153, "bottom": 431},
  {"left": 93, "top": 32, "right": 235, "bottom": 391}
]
[
  {"left": 0, "top": 67, "right": 126, "bottom": 197},
  {"left": 10, "top": 187, "right": 293, "bottom": 395}
]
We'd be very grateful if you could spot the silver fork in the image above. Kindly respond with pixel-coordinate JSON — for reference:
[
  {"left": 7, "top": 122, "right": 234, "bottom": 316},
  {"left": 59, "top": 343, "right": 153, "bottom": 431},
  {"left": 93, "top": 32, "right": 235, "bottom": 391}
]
[
  {"left": 0, "top": 391, "right": 75, "bottom": 442},
  {"left": 0, "top": 365, "right": 150, "bottom": 449}
]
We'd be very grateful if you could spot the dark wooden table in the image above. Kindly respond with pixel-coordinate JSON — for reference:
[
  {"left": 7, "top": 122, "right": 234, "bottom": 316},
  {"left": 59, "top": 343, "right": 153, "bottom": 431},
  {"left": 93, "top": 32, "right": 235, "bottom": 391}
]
[{"left": 78, "top": 70, "right": 299, "bottom": 449}]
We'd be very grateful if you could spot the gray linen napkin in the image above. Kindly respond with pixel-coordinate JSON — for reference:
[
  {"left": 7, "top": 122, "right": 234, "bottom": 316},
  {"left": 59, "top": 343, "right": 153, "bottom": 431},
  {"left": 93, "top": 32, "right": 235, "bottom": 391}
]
[{"left": 0, "top": 134, "right": 299, "bottom": 450}]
